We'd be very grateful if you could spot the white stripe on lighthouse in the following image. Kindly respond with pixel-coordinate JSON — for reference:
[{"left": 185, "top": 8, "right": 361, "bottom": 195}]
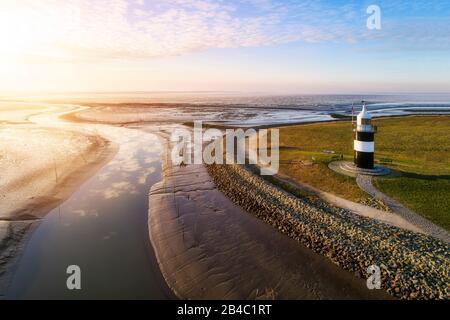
[{"left": 354, "top": 140, "right": 374, "bottom": 153}]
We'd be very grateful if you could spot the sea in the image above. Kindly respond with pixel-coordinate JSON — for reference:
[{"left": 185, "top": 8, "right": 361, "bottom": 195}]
[{"left": 1, "top": 92, "right": 450, "bottom": 126}]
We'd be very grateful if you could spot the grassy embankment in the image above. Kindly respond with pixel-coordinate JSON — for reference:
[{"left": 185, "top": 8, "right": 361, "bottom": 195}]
[{"left": 277, "top": 116, "right": 450, "bottom": 230}]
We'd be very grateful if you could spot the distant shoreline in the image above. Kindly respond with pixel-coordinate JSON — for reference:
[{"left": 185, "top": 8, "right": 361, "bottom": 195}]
[{"left": 57, "top": 100, "right": 450, "bottom": 130}]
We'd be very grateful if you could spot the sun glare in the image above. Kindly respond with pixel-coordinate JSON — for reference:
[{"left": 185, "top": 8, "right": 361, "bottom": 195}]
[{"left": 0, "top": 2, "right": 77, "bottom": 61}]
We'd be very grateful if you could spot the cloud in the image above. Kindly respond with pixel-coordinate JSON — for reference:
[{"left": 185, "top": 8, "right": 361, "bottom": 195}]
[{"left": 1, "top": 0, "right": 448, "bottom": 62}]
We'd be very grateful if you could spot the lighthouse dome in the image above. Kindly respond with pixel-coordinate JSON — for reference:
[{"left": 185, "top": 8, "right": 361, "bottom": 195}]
[{"left": 357, "top": 104, "right": 372, "bottom": 121}]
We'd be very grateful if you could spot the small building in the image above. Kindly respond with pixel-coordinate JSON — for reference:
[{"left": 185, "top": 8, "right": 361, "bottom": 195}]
[{"left": 354, "top": 101, "right": 376, "bottom": 169}]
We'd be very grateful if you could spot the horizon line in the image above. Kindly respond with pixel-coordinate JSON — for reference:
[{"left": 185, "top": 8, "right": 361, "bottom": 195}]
[{"left": 2, "top": 90, "right": 450, "bottom": 96}]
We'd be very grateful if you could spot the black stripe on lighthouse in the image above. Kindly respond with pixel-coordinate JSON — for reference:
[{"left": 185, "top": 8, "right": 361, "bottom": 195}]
[{"left": 356, "top": 132, "right": 374, "bottom": 142}]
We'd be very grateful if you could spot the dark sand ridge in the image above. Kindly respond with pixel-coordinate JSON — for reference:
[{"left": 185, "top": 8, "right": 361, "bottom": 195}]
[{"left": 148, "top": 132, "right": 389, "bottom": 299}]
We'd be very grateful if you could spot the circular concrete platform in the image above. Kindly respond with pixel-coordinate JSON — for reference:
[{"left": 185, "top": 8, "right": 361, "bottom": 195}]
[{"left": 328, "top": 161, "right": 391, "bottom": 177}]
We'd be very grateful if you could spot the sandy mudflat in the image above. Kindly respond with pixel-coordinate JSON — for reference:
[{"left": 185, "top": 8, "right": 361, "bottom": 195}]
[
  {"left": 63, "top": 103, "right": 331, "bottom": 127},
  {"left": 0, "top": 102, "right": 55, "bottom": 124},
  {"left": 148, "top": 137, "right": 389, "bottom": 299},
  {"left": 0, "top": 125, "right": 116, "bottom": 221}
]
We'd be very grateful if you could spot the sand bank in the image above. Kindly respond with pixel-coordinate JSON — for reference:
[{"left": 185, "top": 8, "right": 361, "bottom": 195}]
[
  {"left": 0, "top": 125, "right": 116, "bottom": 221},
  {"left": 0, "top": 102, "right": 55, "bottom": 124},
  {"left": 148, "top": 136, "right": 389, "bottom": 299}
]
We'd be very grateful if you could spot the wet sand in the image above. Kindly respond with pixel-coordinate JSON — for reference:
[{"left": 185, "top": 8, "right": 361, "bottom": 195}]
[
  {"left": 0, "top": 125, "right": 116, "bottom": 221},
  {"left": 0, "top": 221, "right": 35, "bottom": 297},
  {"left": 148, "top": 135, "right": 389, "bottom": 299}
]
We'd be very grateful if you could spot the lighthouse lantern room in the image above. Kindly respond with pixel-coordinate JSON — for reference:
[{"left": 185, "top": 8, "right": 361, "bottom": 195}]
[{"left": 354, "top": 101, "right": 376, "bottom": 169}]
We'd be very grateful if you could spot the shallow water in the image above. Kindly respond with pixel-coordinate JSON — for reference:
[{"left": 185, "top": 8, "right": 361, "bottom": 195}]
[{"left": 6, "top": 126, "right": 172, "bottom": 299}]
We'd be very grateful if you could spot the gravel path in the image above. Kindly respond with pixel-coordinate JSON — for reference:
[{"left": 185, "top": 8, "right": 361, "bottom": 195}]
[
  {"left": 207, "top": 163, "right": 450, "bottom": 300},
  {"left": 356, "top": 175, "right": 450, "bottom": 243},
  {"left": 274, "top": 174, "right": 421, "bottom": 234}
]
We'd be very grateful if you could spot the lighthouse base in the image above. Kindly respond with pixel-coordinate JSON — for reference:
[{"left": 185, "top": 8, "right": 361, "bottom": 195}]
[{"left": 328, "top": 161, "right": 391, "bottom": 178}]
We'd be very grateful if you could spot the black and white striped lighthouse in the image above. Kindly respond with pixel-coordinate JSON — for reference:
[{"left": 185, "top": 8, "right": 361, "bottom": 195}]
[{"left": 354, "top": 101, "right": 376, "bottom": 169}]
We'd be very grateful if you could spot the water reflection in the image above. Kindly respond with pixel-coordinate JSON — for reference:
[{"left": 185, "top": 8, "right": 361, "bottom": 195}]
[{"left": 6, "top": 125, "right": 172, "bottom": 299}]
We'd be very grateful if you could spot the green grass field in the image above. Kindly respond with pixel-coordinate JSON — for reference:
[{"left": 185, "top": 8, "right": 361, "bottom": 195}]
[{"left": 277, "top": 115, "right": 450, "bottom": 230}]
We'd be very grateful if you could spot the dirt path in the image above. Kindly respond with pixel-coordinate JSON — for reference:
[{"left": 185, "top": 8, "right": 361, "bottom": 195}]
[{"left": 356, "top": 175, "right": 450, "bottom": 243}]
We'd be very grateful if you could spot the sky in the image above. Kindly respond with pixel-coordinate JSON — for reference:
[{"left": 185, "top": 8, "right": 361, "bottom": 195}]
[{"left": 1, "top": 0, "right": 449, "bottom": 94}]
